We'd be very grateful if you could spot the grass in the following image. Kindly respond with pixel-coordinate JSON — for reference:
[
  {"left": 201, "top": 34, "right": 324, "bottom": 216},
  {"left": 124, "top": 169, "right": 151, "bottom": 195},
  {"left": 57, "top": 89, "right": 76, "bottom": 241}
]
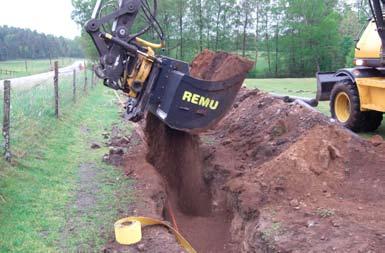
[
  {"left": 0, "top": 70, "right": 91, "bottom": 156},
  {"left": 260, "top": 222, "right": 283, "bottom": 250},
  {"left": 316, "top": 208, "right": 335, "bottom": 218},
  {"left": 233, "top": 50, "right": 289, "bottom": 78},
  {"left": 245, "top": 78, "right": 385, "bottom": 138},
  {"left": 0, "top": 58, "right": 78, "bottom": 79},
  {"left": 0, "top": 84, "right": 133, "bottom": 252},
  {"left": 233, "top": 51, "right": 269, "bottom": 76},
  {"left": 261, "top": 222, "right": 282, "bottom": 239}
]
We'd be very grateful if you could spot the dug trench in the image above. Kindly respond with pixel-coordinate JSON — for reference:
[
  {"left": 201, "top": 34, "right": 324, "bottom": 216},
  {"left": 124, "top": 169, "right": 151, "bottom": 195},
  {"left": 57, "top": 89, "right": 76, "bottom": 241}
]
[
  {"left": 105, "top": 50, "right": 385, "bottom": 252},
  {"left": 142, "top": 50, "right": 255, "bottom": 253}
]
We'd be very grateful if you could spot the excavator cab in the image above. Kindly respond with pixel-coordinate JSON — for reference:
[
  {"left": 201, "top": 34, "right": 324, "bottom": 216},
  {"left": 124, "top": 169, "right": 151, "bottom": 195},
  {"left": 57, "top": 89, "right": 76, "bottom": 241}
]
[
  {"left": 355, "top": 0, "right": 385, "bottom": 67},
  {"left": 316, "top": 0, "right": 385, "bottom": 132}
]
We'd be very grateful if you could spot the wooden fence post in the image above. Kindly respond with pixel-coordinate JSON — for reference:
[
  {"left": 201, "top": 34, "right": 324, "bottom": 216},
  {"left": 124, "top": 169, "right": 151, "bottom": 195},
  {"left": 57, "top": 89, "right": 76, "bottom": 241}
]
[
  {"left": 73, "top": 69, "right": 76, "bottom": 103},
  {"left": 3, "top": 80, "right": 11, "bottom": 162},
  {"left": 54, "top": 61, "right": 59, "bottom": 118},
  {"left": 84, "top": 62, "right": 88, "bottom": 93},
  {"left": 91, "top": 65, "right": 95, "bottom": 88}
]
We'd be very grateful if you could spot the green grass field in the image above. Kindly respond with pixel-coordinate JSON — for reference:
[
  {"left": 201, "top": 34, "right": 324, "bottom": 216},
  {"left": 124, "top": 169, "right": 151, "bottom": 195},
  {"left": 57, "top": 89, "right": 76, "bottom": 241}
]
[
  {"left": 245, "top": 78, "right": 385, "bottom": 137},
  {"left": 0, "top": 84, "right": 133, "bottom": 252},
  {"left": 233, "top": 51, "right": 269, "bottom": 76},
  {"left": 0, "top": 58, "right": 78, "bottom": 79},
  {"left": 238, "top": 51, "right": 268, "bottom": 71}
]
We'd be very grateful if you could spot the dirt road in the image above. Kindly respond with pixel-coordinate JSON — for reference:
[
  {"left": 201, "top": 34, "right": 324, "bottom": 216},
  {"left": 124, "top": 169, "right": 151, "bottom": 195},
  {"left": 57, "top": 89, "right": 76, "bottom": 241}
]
[{"left": 0, "top": 60, "right": 84, "bottom": 91}]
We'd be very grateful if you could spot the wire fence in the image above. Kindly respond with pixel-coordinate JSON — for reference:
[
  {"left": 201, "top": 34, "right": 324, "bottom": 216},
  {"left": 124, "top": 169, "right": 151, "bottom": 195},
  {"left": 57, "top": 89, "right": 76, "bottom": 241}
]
[
  {"left": 0, "top": 69, "right": 19, "bottom": 79},
  {"left": 1, "top": 61, "right": 97, "bottom": 162},
  {"left": 0, "top": 58, "right": 77, "bottom": 80}
]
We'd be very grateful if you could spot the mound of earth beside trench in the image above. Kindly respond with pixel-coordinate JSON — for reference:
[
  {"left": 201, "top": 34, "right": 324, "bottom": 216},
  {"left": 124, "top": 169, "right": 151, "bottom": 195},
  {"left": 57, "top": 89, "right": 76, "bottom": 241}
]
[
  {"left": 105, "top": 87, "right": 385, "bottom": 252},
  {"left": 203, "top": 89, "right": 385, "bottom": 252},
  {"left": 105, "top": 60, "right": 385, "bottom": 252}
]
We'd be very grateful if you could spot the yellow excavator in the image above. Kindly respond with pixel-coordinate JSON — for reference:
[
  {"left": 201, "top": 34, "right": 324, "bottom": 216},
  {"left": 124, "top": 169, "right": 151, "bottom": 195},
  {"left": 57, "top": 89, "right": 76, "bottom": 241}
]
[{"left": 317, "top": 0, "right": 385, "bottom": 132}]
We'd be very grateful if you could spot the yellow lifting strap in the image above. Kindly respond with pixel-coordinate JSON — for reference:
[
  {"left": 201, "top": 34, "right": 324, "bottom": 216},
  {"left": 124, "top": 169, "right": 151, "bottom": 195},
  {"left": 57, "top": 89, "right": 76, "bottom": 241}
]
[{"left": 114, "top": 216, "right": 197, "bottom": 253}]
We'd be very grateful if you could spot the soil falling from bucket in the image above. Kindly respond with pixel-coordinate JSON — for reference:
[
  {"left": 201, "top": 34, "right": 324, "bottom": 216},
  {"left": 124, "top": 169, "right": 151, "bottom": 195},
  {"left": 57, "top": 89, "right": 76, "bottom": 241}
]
[
  {"left": 145, "top": 50, "right": 254, "bottom": 216},
  {"left": 143, "top": 50, "right": 254, "bottom": 252}
]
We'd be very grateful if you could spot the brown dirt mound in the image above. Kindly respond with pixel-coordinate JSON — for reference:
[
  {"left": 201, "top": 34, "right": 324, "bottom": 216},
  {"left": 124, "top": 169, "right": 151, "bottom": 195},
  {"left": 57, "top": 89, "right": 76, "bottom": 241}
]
[
  {"left": 227, "top": 124, "right": 385, "bottom": 252},
  {"left": 190, "top": 49, "right": 255, "bottom": 81},
  {"left": 203, "top": 89, "right": 385, "bottom": 252},
  {"left": 217, "top": 88, "right": 330, "bottom": 167},
  {"left": 109, "top": 53, "right": 385, "bottom": 252}
]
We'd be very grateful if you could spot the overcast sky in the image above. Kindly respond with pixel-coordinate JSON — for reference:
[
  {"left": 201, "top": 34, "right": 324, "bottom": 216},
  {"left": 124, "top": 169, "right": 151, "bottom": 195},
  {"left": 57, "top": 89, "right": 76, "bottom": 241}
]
[
  {"left": 0, "top": 0, "right": 359, "bottom": 40},
  {"left": 0, "top": 0, "right": 80, "bottom": 39}
]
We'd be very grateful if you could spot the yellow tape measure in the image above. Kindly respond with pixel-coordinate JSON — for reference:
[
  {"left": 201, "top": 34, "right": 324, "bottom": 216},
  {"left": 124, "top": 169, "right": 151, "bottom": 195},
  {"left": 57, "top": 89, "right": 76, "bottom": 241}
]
[{"left": 114, "top": 217, "right": 197, "bottom": 253}]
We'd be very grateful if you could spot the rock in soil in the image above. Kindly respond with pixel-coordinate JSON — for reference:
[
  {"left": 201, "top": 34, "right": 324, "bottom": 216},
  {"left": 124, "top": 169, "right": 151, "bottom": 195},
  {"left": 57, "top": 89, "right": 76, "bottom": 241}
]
[
  {"left": 91, "top": 142, "right": 102, "bottom": 149},
  {"left": 370, "top": 134, "right": 384, "bottom": 147}
]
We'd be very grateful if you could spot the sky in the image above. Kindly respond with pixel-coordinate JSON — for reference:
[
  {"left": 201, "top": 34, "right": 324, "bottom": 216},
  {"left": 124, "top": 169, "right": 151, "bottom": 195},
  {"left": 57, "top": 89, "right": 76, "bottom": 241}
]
[
  {"left": 0, "top": 0, "right": 81, "bottom": 39},
  {"left": 0, "top": 0, "right": 360, "bottom": 40}
]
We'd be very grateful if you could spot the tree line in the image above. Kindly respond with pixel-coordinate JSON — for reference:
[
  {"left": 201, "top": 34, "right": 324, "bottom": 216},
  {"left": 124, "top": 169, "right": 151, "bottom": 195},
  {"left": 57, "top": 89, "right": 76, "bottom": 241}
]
[
  {"left": 0, "top": 26, "right": 83, "bottom": 61},
  {"left": 72, "top": 0, "right": 369, "bottom": 78}
]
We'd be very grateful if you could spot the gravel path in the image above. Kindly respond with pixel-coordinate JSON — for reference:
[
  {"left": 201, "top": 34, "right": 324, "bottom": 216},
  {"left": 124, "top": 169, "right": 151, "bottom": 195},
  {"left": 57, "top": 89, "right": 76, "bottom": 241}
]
[{"left": 0, "top": 61, "right": 84, "bottom": 91}]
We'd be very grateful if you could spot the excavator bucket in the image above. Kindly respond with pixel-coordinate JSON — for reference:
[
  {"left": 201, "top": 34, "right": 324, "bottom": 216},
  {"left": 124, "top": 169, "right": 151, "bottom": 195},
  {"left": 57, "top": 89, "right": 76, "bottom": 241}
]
[
  {"left": 143, "top": 53, "right": 254, "bottom": 133},
  {"left": 85, "top": 0, "right": 254, "bottom": 133}
]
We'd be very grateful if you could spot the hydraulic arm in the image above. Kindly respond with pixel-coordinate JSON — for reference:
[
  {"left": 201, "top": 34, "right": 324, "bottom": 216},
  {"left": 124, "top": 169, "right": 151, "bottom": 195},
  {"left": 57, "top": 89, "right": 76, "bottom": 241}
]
[{"left": 85, "top": 0, "right": 249, "bottom": 133}]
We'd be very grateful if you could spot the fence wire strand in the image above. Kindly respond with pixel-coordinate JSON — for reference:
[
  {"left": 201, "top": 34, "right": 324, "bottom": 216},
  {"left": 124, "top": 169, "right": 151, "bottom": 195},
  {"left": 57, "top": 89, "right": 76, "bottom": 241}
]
[
  {"left": 1, "top": 66, "right": 96, "bottom": 159},
  {"left": 0, "top": 85, "right": 4, "bottom": 150}
]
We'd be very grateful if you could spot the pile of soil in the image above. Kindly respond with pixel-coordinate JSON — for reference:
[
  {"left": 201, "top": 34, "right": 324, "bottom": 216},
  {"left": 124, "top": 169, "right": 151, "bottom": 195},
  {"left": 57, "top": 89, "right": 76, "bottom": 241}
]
[
  {"left": 107, "top": 50, "right": 385, "bottom": 252},
  {"left": 190, "top": 49, "right": 255, "bottom": 81},
  {"left": 203, "top": 90, "right": 385, "bottom": 252}
]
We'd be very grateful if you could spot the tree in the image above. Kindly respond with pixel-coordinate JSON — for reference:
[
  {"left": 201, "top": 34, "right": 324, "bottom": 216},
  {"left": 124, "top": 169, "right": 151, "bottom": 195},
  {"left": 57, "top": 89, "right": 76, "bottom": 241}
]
[
  {"left": 0, "top": 26, "right": 83, "bottom": 61},
  {"left": 71, "top": 0, "right": 98, "bottom": 59},
  {"left": 177, "top": 0, "right": 185, "bottom": 58},
  {"left": 279, "top": 0, "right": 343, "bottom": 76},
  {"left": 240, "top": 0, "right": 253, "bottom": 57},
  {"left": 70, "top": 0, "right": 361, "bottom": 78}
]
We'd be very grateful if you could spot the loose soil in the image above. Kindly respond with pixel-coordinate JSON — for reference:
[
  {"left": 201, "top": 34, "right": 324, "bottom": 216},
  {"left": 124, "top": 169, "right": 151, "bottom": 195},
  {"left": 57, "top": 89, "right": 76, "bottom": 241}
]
[{"left": 106, "top": 50, "right": 385, "bottom": 252}]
